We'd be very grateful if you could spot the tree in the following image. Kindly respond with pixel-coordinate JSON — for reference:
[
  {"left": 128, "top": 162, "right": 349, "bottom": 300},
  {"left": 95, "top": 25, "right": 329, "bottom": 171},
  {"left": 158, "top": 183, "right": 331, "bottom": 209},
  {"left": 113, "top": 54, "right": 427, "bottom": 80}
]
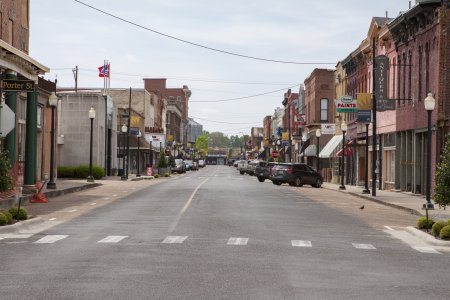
[
  {"left": 196, "top": 135, "right": 209, "bottom": 156},
  {"left": 433, "top": 135, "right": 450, "bottom": 209},
  {"left": 156, "top": 151, "right": 167, "bottom": 168},
  {"left": 209, "top": 132, "right": 230, "bottom": 148}
]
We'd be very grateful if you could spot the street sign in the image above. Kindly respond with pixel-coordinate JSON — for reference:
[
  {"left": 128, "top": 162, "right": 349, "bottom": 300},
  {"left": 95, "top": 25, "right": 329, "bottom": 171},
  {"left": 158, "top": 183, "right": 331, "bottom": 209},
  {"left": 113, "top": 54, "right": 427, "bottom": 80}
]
[
  {"left": 336, "top": 95, "right": 357, "bottom": 112},
  {"left": 0, "top": 103, "right": 15, "bottom": 136},
  {"left": 1, "top": 79, "right": 35, "bottom": 92},
  {"left": 321, "top": 124, "right": 336, "bottom": 135}
]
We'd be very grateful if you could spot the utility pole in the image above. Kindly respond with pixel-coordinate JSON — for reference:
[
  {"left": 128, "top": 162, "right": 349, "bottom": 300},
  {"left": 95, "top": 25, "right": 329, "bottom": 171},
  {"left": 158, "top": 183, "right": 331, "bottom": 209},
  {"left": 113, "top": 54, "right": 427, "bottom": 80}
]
[{"left": 72, "top": 65, "right": 78, "bottom": 92}]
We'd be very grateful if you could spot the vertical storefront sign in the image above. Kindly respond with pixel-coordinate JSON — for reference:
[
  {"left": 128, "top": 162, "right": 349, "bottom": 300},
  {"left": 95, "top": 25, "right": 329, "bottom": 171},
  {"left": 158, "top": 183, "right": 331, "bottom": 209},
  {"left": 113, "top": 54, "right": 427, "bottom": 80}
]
[{"left": 375, "top": 55, "right": 395, "bottom": 111}]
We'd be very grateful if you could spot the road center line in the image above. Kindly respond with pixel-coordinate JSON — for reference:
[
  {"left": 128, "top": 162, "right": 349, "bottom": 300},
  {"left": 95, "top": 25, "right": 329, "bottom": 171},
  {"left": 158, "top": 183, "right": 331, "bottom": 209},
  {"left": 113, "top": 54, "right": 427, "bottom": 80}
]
[{"left": 168, "top": 178, "right": 209, "bottom": 233}]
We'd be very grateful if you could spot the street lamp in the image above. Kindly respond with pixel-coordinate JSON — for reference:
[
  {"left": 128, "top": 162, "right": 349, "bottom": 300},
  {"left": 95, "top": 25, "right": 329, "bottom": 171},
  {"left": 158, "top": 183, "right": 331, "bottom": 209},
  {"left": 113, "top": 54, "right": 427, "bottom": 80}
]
[
  {"left": 136, "top": 130, "right": 141, "bottom": 177},
  {"left": 121, "top": 124, "right": 128, "bottom": 180},
  {"left": 362, "top": 123, "right": 370, "bottom": 194},
  {"left": 87, "top": 106, "right": 95, "bottom": 182},
  {"left": 47, "top": 92, "right": 58, "bottom": 189},
  {"left": 301, "top": 134, "right": 307, "bottom": 163},
  {"left": 339, "top": 122, "right": 347, "bottom": 190},
  {"left": 424, "top": 93, "right": 435, "bottom": 211},
  {"left": 316, "top": 129, "right": 321, "bottom": 172}
]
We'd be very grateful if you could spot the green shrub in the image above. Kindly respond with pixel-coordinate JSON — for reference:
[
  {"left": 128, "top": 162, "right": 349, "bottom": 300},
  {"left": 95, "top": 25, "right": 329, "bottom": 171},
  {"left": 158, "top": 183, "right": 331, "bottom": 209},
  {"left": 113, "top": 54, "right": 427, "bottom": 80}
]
[
  {"left": 154, "top": 174, "right": 160, "bottom": 178},
  {"left": 57, "top": 166, "right": 75, "bottom": 178},
  {"left": 157, "top": 152, "right": 168, "bottom": 168},
  {"left": 0, "top": 211, "right": 13, "bottom": 224},
  {"left": 431, "top": 221, "right": 448, "bottom": 237},
  {"left": 433, "top": 136, "right": 450, "bottom": 209},
  {"left": 58, "top": 165, "right": 104, "bottom": 179},
  {"left": 9, "top": 207, "right": 28, "bottom": 220},
  {"left": 416, "top": 216, "right": 435, "bottom": 229},
  {"left": 164, "top": 173, "right": 170, "bottom": 177},
  {"left": 0, "top": 213, "right": 7, "bottom": 226},
  {"left": 439, "top": 225, "right": 450, "bottom": 240},
  {"left": 0, "top": 151, "right": 13, "bottom": 192}
]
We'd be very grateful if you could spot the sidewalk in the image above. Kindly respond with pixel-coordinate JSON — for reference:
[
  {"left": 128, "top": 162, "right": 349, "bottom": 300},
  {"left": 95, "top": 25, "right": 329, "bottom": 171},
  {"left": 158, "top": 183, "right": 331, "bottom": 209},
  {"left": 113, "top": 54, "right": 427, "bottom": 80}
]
[{"left": 322, "top": 182, "right": 450, "bottom": 220}]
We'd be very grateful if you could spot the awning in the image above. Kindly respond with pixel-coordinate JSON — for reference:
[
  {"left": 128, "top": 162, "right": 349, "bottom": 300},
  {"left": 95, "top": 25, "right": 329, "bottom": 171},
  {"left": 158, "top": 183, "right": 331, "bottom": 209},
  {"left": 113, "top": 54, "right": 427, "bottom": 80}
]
[
  {"left": 319, "top": 135, "right": 343, "bottom": 158},
  {"left": 299, "top": 138, "right": 310, "bottom": 154},
  {"left": 336, "top": 140, "right": 354, "bottom": 157},
  {"left": 303, "top": 144, "right": 317, "bottom": 157}
]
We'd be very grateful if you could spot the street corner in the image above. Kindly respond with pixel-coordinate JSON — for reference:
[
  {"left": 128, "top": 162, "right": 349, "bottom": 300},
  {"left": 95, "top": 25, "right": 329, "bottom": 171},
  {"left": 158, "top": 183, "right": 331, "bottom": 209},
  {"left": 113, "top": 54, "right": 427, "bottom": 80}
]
[
  {"left": 0, "top": 216, "right": 44, "bottom": 236},
  {"left": 405, "top": 226, "right": 450, "bottom": 248}
]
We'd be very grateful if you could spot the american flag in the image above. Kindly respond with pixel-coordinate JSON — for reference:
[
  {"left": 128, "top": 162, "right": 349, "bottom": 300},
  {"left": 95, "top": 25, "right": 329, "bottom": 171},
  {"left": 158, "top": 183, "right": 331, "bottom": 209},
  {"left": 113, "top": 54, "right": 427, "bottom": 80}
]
[{"left": 98, "top": 63, "right": 110, "bottom": 77}]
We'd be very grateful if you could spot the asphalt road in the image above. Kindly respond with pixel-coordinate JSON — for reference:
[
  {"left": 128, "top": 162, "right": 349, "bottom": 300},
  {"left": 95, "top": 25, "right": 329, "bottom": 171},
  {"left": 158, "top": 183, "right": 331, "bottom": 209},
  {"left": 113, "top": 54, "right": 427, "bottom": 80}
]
[{"left": 1, "top": 166, "right": 448, "bottom": 300}]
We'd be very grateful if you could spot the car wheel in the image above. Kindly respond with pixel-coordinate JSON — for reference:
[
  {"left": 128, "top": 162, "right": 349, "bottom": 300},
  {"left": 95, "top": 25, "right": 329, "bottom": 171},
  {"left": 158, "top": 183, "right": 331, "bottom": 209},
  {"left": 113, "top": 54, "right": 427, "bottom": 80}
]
[
  {"left": 258, "top": 177, "right": 265, "bottom": 182},
  {"left": 294, "top": 177, "right": 303, "bottom": 187},
  {"left": 314, "top": 179, "right": 322, "bottom": 188},
  {"left": 240, "top": 171, "right": 244, "bottom": 175}
]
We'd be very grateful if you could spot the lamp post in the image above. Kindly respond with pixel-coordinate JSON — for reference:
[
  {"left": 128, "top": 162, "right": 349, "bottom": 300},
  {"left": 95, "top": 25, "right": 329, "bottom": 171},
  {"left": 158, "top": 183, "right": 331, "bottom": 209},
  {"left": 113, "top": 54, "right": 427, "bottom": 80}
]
[
  {"left": 47, "top": 92, "right": 58, "bottom": 189},
  {"left": 362, "top": 123, "right": 370, "bottom": 194},
  {"left": 136, "top": 130, "right": 141, "bottom": 177},
  {"left": 339, "top": 122, "right": 347, "bottom": 190},
  {"left": 87, "top": 107, "right": 95, "bottom": 182},
  {"left": 121, "top": 124, "right": 128, "bottom": 180},
  {"left": 424, "top": 93, "right": 435, "bottom": 211},
  {"left": 301, "top": 134, "right": 307, "bottom": 163},
  {"left": 316, "top": 129, "right": 321, "bottom": 172}
]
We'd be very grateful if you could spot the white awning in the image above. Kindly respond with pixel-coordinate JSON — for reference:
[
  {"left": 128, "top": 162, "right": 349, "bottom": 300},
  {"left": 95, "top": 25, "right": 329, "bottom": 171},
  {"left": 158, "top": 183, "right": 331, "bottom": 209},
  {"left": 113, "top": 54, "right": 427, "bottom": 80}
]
[
  {"left": 319, "top": 135, "right": 343, "bottom": 158},
  {"left": 304, "top": 144, "right": 317, "bottom": 157}
]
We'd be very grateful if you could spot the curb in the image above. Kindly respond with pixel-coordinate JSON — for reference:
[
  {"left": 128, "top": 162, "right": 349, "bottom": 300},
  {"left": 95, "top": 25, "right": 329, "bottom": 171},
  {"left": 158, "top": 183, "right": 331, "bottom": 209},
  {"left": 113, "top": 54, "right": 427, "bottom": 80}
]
[
  {"left": 322, "top": 186, "right": 423, "bottom": 216},
  {"left": 0, "top": 217, "right": 44, "bottom": 234},
  {"left": 405, "top": 226, "right": 450, "bottom": 246}
]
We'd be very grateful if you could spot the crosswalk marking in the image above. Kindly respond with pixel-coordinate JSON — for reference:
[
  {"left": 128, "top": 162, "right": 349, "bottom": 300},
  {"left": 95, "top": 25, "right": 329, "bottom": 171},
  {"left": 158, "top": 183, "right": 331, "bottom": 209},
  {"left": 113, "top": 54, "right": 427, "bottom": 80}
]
[
  {"left": 352, "top": 243, "right": 376, "bottom": 250},
  {"left": 227, "top": 237, "right": 248, "bottom": 245},
  {"left": 34, "top": 235, "right": 68, "bottom": 244},
  {"left": 162, "top": 236, "right": 188, "bottom": 244},
  {"left": 97, "top": 236, "right": 128, "bottom": 243},
  {"left": 291, "top": 240, "right": 312, "bottom": 247},
  {"left": 412, "top": 246, "right": 441, "bottom": 254}
]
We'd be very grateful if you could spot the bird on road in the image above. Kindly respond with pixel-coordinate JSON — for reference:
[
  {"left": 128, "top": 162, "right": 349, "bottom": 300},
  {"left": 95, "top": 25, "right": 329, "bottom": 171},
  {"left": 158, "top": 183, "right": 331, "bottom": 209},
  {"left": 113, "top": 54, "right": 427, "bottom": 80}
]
[{"left": 359, "top": 205, "right": 365, "bottom": 210}]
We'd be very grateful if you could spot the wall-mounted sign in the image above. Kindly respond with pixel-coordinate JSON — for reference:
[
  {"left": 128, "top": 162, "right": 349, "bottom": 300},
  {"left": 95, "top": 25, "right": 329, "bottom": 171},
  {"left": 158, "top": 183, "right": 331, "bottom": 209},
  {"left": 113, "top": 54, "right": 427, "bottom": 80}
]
[
  {"left": 375, "top": 55, "right": 395, "bottom": 111},
  {"left": 321, "top": 124, "right": 336, "bottom": 135},
  {"left": 1, "top": 79, "right": 35, "bottom": 92},
  {"left": 336, "top": 95, "right": 357, "bottom": 112},
  {"left": 357, "top": 110, "right": 372, "bottom": 123},
  {"left": 294, "top": 113, "right": 306, "bottom": 125},
  {"left": 282, "top": 132, "right": 289, "bottom": 141}
]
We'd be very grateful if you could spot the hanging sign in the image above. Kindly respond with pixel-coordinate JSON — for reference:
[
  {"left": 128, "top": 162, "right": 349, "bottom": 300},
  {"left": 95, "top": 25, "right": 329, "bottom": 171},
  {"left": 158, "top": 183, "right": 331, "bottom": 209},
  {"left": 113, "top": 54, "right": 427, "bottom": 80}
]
[
  {"left": 375, "top": 55, "right": 395, "bottom": 111},
  {"left": 321, "top": 124, "right": 336, "bottom": 135},
  {"left": 336, "top": 95, "right": 357, "bottom": 112}
]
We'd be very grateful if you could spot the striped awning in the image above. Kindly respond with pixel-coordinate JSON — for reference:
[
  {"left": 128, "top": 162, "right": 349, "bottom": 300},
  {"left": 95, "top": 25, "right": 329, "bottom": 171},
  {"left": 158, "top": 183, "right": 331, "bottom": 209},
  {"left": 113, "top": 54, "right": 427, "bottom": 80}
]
[
  {"left": 319, "top": 135, "right": 343, "bottom": 158},
  {"left": 303, "top": 144, "right": 317, "bottom": 157}
]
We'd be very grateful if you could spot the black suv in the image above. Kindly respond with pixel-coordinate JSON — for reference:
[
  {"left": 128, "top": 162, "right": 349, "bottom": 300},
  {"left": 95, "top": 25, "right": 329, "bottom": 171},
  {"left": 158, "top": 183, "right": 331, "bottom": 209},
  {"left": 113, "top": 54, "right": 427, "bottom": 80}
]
[
  {"left": 255, "top": 161, "right": 277, "bottom": 182},
  {"left": 270, "top": 163, "right": 323, "bottom": 188}
]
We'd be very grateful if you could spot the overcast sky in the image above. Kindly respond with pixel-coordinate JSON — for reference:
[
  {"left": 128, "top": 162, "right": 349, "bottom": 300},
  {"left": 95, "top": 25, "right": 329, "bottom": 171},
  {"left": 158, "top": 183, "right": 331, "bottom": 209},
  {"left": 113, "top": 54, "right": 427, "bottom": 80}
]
[{"left": 30, "top": 0, "right": 409, "bottom": 136}]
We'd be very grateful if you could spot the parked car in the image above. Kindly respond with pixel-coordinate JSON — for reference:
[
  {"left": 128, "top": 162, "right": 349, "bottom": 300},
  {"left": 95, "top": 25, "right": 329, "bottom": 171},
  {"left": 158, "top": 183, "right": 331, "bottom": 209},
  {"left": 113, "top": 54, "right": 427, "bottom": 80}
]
[
  {"left": 255, "top": 161, "right": 277, "bottom": 182},
  {"left": 246, "top": 160, "right": 265, "bottom": 176},
  {"left": 233, "top": 160, "right": 239, "bottom": 167},
  {"left": 184, "top": 160, "right": 193, "bottom": 171},
  {"left": 270, "top": 163, "right": 323, "bottom": 187},
  {"left": 227, "top": 159, "right": 236, "bottom": 166},
  {"left": 237, "top": 160, "right": 250, "bottom": 175},
  {"left": 172, "top": 159, "right": 186, "bottom": 174},
  {"left": 198, "top": 160, "right": 205, "bottom": 168}
]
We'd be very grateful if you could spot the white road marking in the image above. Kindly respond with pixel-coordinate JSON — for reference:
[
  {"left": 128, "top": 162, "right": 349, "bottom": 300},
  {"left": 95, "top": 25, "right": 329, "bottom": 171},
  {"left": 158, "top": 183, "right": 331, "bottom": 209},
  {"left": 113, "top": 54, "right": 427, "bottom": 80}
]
[
  {"left": 6, "top": 241, "right": 28, "bottom": 244},
  {"left": 0, "top": 234, "right": 33, "bottom": 239},
  {"left": 34, "top": 235, "right": 68, "bottom": 244},
  {"left": 104, "top": 197, "right": 110, "bottom": 200},
  {"left": 412, "top": 246, "right": 441, "bottom": 254},
  {"left": 384, "top": 226, "right": 394, "bottom": 231},
  {"left": 227, "top": 237, "right": 248, "bottom": 245},
  {"left": 112, "top": 194, "right": 118, "bottom": 197},
  {"left": 352, "top": 243, "right": 376, "bottom": 250},
  {"left": 291, "top": 240, "right": 312, "bottom": 247},
  {"left": 168, "top": 178, "right": 209, "bottom": 233},
  {"left": 67, "top": 209, "right": 77, "bottom": 213},
  {"left": 122, "top": 191, "right": 128, "bottom": 193},
  {"left": 0, "top": 237, "right": 3, "bottom": 240},
  {"left": 97, "top": 236, "right": 128, "bottom": 243},
  {"left": 162, "top": 236, "right": 188, "bottom": 244},
  {"left": 90, "top": 202, "right": 97, "bottom": 205},
  {"left": 49, "top": 218, "right": 57, "bottom": 221}
]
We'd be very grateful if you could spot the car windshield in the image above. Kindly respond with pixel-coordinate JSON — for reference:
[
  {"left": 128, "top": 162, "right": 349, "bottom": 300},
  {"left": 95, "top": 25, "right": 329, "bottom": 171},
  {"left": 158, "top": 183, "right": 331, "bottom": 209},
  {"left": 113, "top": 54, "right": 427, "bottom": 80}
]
[{"left": 175, "top": 159, "right": 183, "bottom": 164}]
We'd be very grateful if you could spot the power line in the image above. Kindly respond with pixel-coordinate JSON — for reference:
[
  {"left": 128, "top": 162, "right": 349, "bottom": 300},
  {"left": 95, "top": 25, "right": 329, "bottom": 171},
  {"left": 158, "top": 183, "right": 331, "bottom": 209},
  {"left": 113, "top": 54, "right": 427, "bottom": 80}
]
[
  {"left": 73, "top": 0, "right": 335, "bottom": 65},
  {"left": 190, "top": 116, "right": 258, "bottom": 125},
  {"left": 190, "top": 84, "right": 299, "bottom": 103}
]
